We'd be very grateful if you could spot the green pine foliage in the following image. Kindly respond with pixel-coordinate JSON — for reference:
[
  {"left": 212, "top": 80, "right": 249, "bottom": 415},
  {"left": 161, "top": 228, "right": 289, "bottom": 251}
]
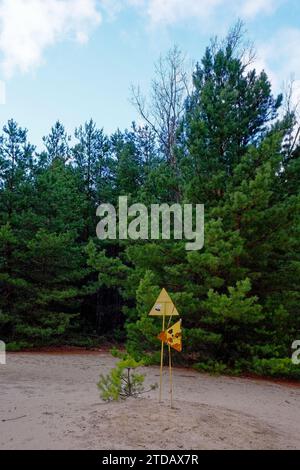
[
  {"left": 97, "top": 349, "right": 157, "bottom": 401},
  {"left": 0, "top": 24, "right": 299, "bottom": 378}
]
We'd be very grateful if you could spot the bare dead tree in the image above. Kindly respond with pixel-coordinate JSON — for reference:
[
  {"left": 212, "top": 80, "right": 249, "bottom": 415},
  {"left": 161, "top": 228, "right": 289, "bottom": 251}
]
[
  {"left": 214, "top": 20, "right": 256, "bottom": 70},
  {"left": 282, "top": 78, "right": 300, "bottom": 159},
  {"left": 131, "top": 46, "right": 192, "bottom": 168}
]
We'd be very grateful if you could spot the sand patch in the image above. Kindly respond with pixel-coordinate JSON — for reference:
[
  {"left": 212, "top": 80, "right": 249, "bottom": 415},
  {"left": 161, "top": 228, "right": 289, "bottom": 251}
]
[{"left": 0, "top": 353, "right": 299, "bottom": 450}]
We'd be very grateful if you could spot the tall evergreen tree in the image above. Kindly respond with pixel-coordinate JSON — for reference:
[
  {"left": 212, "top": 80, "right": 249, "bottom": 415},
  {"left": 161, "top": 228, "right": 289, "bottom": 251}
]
[
  {"left": 179, "top": 23, "right": 282, "bottom": 205},
  {"left": 42, "top": 121, "right": 70, "bottom": 163},
  {"left": 73, "top": 119, "right": 111, "bottom": 202}
]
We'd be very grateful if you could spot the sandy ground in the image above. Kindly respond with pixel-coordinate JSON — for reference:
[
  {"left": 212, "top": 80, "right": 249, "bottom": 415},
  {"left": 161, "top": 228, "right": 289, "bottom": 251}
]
[{"left": 0, "top": 352, "right": 299, "bottom": 450}]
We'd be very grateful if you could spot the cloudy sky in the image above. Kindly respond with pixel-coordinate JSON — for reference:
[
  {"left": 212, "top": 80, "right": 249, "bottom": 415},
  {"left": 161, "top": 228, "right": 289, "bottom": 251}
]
[{"left": 0, "top": 0, "right": 299, "bottom": 145}]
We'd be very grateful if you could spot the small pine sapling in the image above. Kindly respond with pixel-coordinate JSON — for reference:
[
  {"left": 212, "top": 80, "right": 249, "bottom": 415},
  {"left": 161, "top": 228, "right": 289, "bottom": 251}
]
[{"left": 97, "top": 349, "right": 157, "bottom": 401}]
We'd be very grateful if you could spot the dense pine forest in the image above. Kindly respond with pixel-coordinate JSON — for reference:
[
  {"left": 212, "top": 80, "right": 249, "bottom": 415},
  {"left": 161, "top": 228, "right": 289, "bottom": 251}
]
[{"left": 0, "top": 25, "right": 299, "bottom": 378}]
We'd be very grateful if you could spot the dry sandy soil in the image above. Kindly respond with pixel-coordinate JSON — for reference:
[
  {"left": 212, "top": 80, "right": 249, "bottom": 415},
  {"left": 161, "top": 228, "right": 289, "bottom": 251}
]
[{"left": 0, "top": 352, "right": 299, "bottom": 450}]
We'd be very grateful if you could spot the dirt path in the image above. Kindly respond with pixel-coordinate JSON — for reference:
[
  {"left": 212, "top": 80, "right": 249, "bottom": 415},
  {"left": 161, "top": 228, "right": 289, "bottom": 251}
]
[{"left": 0, "top": 353, "right": 299, "bottom": 449}]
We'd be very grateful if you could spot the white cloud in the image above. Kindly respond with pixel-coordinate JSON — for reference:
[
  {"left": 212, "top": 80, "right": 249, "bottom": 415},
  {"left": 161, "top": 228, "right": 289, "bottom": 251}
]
[
  {"left": 0, "top": 0, "right": 287, "bottom": 78},
  {"left": 0, "top": 0, "right": 101, "bottom": 77},
  {"left": 100, "top": 0, "right": 282, "bottom": 26},
  {"left": 255, "top": 28, "right": 300, "bottom": 108},
  {"left": 241, "top": 0, "right": 281, "bottom": 18},
  {"left": 144, "top": 0, "right": 222, "bottom": 25},
  {"left": 100, "top": 0, "right": 124, "bottom": 20},
  {"left": 127, "top": 0, "right": 282, "bottom": 25}
]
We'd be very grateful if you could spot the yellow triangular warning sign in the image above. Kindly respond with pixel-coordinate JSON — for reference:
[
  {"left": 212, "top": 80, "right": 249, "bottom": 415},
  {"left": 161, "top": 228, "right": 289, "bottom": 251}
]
[
  {"left": 158, "top": 319, "right": 182, "bottom": 352},
  {"left": 148, "top": 288, "right": 179, "bottom": 316}
]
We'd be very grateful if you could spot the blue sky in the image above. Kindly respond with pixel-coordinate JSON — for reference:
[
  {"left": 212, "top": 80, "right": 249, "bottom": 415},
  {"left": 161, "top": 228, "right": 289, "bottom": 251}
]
[{"left": 0, "top": 0, "right": 299, "bottom": 148}]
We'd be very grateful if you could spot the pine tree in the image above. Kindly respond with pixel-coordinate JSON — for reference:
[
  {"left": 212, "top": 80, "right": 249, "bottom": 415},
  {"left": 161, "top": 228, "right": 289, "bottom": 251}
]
[
  {"left": 179, "top": 23, "right": 282, "bottom": 206},
  {"left": 42, "top": 121, "right": 71, "bottom": 163},
  {"left": 73, "top": 119, "right": 111, "bottom": 202}
]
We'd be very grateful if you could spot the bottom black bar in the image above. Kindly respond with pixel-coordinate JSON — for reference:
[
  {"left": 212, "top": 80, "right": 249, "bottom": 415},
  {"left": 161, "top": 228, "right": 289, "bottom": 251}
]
[{"left": 0, "top": 450, "right": 299, "bottom": 467}]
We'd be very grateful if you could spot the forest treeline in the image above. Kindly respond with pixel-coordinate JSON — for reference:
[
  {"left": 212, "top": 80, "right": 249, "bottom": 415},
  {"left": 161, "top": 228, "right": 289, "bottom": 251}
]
[{"left": 0, "top": 25, "right": 299, "bottom": 378}]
